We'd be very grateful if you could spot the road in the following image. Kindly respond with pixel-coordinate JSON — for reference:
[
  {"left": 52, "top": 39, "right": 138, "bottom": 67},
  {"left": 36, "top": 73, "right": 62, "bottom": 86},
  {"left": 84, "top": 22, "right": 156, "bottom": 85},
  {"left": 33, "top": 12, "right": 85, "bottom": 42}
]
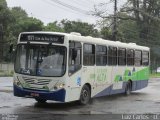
[{"left": 0, "top": 78, "right": 160, "bottom": 120}]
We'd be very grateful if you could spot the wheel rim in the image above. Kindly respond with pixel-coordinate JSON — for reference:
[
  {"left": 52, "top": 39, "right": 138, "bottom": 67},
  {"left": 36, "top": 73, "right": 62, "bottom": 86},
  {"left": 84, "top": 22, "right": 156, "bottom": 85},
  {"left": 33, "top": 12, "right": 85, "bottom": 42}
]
[{"left": 81, "top": 89, "right": 89, "bottom": 103}]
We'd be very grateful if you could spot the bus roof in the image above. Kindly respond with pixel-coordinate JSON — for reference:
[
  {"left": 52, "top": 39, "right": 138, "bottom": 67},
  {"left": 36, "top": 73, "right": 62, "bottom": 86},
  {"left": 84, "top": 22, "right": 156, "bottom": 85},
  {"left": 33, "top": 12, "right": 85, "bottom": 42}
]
[{"left": 19, "top": 31, "right": 150, "bottom": 51}]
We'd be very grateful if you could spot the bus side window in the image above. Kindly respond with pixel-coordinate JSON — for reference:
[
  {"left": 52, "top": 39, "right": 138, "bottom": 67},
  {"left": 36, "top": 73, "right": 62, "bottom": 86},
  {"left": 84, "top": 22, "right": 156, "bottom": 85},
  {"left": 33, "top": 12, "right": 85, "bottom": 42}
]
[
  {"left": 83, "top": 44, "right": 95, "bottom": 66},
  {"left": 127, "top": 49, "right": 134, "bottom": 66},
  {"left": 135, "top": 50, "right": 142, "bottom": 66},
  {"left": 96, "top": 45, "right": 107, "bottom": 66},
  {"left": 69, "top": 41, "right": 82, "bottom": 75},
  {"left": 108, "top": 46, "right": 117, "bottom": 65},
  {"left": 142, "top": 51, "right": 149, "bottom": 66},
  {"left": 118, "top": 48, "right": 126, "bottom": 65}
]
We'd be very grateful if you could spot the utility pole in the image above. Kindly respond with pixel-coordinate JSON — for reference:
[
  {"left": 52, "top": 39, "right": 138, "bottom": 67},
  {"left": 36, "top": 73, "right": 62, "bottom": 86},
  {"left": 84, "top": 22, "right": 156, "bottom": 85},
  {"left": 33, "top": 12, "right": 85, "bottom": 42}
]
[{"left": 112, "top": 0, "right": 117, "bottom": 41}]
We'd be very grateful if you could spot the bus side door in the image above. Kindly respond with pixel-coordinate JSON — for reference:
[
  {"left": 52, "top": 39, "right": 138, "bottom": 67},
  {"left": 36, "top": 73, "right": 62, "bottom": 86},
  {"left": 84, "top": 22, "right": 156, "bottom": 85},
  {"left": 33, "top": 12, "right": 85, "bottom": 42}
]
[{"left": 82, "top": 43, "right": 95, "bottom": 96}]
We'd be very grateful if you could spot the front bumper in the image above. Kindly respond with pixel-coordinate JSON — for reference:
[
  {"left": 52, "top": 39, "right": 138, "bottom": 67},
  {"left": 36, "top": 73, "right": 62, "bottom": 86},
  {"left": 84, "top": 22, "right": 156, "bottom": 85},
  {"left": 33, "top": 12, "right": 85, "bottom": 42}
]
[{"left": 13, "top": 85, "right": 66, "bottom": 102}]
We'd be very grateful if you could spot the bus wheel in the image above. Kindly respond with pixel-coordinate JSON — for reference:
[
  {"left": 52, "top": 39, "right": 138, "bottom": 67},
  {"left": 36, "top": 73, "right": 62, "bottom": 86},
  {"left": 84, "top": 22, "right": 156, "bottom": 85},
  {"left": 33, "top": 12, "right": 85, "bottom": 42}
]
[
  {"left": 125, "top": 82, "right": 132, "bottom": 95},
  {"left": 79, "top": 85, "right": 91, "bottom": 105},
  {"left": 35, "top": 98, "right": 47, "bottom": 103}
]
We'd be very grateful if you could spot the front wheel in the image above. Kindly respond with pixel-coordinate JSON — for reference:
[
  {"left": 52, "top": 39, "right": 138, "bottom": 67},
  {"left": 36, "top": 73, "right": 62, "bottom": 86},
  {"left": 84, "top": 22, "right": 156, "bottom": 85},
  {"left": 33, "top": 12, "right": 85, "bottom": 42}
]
[
  {"left": 35, "top": 98, "right": 47, "bottom": 103},
  {"left": 79, "top": 85, "right": 91, "bottom": 105}
]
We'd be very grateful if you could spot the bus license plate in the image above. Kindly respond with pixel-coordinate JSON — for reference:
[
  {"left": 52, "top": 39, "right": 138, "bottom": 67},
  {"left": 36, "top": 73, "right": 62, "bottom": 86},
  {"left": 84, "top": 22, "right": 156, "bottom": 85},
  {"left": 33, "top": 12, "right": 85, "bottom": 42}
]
[{"left": 30, "top": 93, "right": 39, "bottom": 97}]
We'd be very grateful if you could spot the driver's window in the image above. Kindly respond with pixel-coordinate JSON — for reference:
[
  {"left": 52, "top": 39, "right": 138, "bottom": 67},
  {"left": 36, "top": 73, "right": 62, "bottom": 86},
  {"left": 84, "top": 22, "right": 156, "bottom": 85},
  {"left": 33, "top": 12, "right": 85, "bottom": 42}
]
[{"left": 69, "top": 41, "right": 82, "bottom": 75}]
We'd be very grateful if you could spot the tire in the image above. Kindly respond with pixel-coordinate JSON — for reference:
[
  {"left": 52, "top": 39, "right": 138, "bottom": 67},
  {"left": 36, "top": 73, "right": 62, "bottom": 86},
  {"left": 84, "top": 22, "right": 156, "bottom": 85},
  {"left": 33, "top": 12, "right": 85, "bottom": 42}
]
[
  {"left": 79, "top": 85, "right": 91, "bottom": 105},
  {"left": 35, "top": 98, "right": 47, "bottom": 103},
  {"left": 125, "top": 82, "right": 132, "bottom": 95}
]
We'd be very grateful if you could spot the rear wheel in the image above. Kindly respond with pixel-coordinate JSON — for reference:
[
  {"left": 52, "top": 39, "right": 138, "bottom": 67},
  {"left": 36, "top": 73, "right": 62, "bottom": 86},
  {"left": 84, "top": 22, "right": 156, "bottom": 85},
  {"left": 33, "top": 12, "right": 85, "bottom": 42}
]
[
  {"left": 35, "top": 98, "right": 47, "bottom": 103},
  {"left": 125, "top": 82, "right": 132, "bottom": 95},
  {"left": 79, "top": 85, "right": 91, "bottom": 105}
]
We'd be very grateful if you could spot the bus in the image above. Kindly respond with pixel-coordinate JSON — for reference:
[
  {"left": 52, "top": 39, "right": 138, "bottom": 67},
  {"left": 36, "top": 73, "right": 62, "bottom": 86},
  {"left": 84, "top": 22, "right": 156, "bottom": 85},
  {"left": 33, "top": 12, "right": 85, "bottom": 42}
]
[{"left": 13, "top": 32, "right": 150, "bottom": 105}]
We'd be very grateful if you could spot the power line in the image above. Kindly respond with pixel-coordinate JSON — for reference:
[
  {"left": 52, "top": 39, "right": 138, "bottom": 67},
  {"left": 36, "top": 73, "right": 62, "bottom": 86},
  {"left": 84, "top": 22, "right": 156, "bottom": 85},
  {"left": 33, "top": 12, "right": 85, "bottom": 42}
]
[
  {"left": 39, "top": 0, "right": 95, "bottom": 22},
  {"left": 42, "top": 0, "right": 85, "bottom": 15},
  {"left": 80, "top": 0, "right": 94, "bottom": 6},
  {"left": 43, "top": 0, "right": 72, "bottom": 13},
  {"left": 49, "top": 0, "right": 89, "bottom": 15},
  {"left": 70, "top": 0, "right": 92, "bottom": 8}
]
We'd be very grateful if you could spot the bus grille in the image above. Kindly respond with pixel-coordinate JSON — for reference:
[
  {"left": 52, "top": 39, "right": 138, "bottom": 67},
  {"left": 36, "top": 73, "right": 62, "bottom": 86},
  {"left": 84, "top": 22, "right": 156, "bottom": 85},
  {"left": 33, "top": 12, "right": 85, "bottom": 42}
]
[{"left": 22, "top": 77, "right": 51, "bottom": 85}]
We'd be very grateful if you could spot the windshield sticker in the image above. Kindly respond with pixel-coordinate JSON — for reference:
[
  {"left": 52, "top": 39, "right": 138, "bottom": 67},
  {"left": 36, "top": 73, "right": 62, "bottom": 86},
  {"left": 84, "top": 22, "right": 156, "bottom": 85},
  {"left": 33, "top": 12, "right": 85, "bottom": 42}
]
[
  {"left": 20, "top": 68, "right": 31, "bottom": 75},
  {"left": 77, "top": 77, "right": 81, "bottom": 86},
  {"left": 37, "top": 69, "right": 42, "bottom": 75}
]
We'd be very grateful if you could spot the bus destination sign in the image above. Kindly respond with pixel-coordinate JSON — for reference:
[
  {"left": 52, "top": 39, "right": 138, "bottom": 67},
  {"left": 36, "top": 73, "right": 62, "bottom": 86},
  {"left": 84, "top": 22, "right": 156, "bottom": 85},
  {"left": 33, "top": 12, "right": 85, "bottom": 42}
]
[{"left": 20, "top": 34, "right": 64, "bottom": 44}]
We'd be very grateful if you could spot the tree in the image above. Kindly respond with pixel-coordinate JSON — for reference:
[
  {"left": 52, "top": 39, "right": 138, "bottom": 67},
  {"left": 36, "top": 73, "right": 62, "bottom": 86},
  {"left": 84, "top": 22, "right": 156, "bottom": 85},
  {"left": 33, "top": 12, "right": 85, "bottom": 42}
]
[
  {"left": 8, "top": 7, "right": 28, "bottom": 44},
  {"left": 100, "top": 27, "right": 112, "bottom": 40},
  {"left": 44, "top": 21, "right": 64, "bottom": 32},
  {"left": 18, "top": 17, "right": 44, "bottom": 32},
  {"left": 10, "top": 7, "right": 28, "bottom": 20},
  {"left": 0, "top": 2, "right": 45, "bottom": 61},
  {"left": 0, "top": 0, "right": 15, "bottom": 62},
  {"left": 0, "top": 0, "right": 14, "bottom": 42},
  {"left": 60, "top": 19, "right": 99, "bottom": 37}
]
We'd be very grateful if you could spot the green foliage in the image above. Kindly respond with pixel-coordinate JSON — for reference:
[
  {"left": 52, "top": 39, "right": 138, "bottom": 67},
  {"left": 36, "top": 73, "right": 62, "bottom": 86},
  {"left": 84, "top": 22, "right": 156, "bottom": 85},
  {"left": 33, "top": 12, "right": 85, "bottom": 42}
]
[
  {"left": 61, "top": 19, "right": 99, "bottom": 37},
  {"left": 150, "top": 73, "right": 160, "bottom": 78},
  {"left": 10, "top": 7, "right": 28, "bottom": 20},
  {"left": 8, "top": 7, "right": 44, "bottom": 44},
  {"left": 0, "top": 70, "right": 14, "bottom": 77},
  {"left": 18, "top": 17, "right": 44, "bottom": 32},
  {"left": 100, "top": 27, "right": 112, "bottom": 40},
  {"left": 44, "top": 21, "right": 64, "bottom": 32}
]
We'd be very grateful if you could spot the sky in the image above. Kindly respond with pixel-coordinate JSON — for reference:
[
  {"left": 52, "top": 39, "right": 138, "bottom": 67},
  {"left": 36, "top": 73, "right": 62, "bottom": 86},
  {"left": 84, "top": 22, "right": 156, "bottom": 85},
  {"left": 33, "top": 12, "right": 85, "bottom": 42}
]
[{"left": 6, "top": 0, "right": 126, "bottom": 25}]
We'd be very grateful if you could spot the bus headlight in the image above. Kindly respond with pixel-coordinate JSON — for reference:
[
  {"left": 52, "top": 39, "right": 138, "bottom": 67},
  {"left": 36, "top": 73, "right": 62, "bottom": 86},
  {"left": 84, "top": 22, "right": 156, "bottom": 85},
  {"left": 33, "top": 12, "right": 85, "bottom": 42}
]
[{"left": 54, "top": 83, "right": 65, "bottom": 90}]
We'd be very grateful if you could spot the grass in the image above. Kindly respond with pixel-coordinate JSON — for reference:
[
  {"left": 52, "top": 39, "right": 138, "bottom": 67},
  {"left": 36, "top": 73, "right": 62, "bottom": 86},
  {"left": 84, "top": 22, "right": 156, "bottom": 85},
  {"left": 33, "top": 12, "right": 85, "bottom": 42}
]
[
  {"left": 150, "top": 73, "right": 160, "bottom": 78},
  {"left": 0, "top": 70, "right": 14, "bottom": 77}
]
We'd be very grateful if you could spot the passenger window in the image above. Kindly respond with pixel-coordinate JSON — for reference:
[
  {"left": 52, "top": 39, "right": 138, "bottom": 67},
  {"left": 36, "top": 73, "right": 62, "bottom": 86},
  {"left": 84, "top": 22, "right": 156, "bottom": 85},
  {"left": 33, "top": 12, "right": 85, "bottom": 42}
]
[
  {"left": 118, "top": 48, "right": 126, "bottom": 65},
  {"left": 69, "top": 41, "right": 82, "bottom": 75},
  {"left": 135, "top": 50, "right": 142, "bottom": 66},
  {"left": 83, "top": 44, "right": 95, "bottom": 66},
  {"left": 142, "top": 51, "right": 149, "bottom": 66},
  {"left": 108, "top": 46, "right": 117, "bottom": 65},
  {"left": 127, "top": 49, "right": 134, "bottom": 65},
  {"left": 96, "top": 45, "right": 107, "bottom": 66}
]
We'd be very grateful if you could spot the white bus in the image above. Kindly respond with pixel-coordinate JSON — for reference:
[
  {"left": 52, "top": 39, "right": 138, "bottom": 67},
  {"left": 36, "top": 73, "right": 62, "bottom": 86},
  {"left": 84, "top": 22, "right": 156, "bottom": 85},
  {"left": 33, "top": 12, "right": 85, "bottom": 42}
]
[{"left": 13, "top": 32, "right": 150, "bottom": 105}]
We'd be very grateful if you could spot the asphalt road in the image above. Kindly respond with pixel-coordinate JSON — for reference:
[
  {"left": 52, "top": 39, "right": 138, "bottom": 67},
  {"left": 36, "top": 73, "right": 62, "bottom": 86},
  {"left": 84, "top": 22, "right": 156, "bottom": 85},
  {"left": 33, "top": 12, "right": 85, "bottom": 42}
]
[{"left": 0, "top": 78, "right": 160, "bottom": 120}]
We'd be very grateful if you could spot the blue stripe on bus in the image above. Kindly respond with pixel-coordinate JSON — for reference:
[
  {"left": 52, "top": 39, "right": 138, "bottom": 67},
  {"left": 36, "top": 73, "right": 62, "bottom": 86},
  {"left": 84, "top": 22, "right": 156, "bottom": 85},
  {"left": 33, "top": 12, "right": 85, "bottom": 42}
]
[
  {"left": 94, "top": 80, "right": 148, "bottom": 98},
  {"left": 13, "top": 85, "right": 66, "bottom": 102}
]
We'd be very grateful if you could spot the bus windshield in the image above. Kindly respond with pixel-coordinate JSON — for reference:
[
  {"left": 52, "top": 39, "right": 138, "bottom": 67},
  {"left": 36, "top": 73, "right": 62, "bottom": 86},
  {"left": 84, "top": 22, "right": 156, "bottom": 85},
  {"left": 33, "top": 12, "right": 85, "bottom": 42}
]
[{"left": 15, "top": 44, "right": 66, "bottom": 77}]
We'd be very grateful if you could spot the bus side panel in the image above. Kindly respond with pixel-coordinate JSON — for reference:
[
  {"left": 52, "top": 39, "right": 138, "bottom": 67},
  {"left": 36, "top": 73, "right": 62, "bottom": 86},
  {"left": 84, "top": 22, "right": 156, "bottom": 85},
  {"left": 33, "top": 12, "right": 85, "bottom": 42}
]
[
  {"left": 65, "top": 70, "right": 82, "bottom": 102},
  {"left": 132, "top": 66, "right": 149, "bottom": 91},
  {"left": 109, "top": 66, "right": 128, "bottom": 95},
  {"left": 93, "top": 67, "right": 149, "bottom": 97},
  {"left": 65, "top": 66, "right": 95, "bottom": 102},
  {"left": 93, "top": 80, "right": 148, "bottom": 97},
  {"left": 92, "top": 66, "right": 112, "bottom": 97},
  {"left": 81, "top": 66, "right": 95, "bottom": 97},
  {"left": 132, "top": 80, "right": 148, "bottom": 91}
]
